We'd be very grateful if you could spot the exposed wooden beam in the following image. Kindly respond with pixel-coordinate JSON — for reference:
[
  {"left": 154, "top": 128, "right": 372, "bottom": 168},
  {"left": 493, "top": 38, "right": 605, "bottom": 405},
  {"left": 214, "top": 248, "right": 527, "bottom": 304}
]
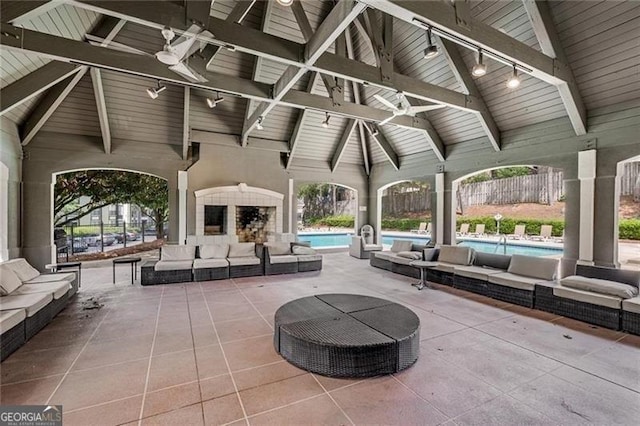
[
  {"left": 368, "top": 124, "right": 399, "bottom": 170},
  {"left": 0, "top": 62, "right": 79, "bottom": 116},
  {"left": 438, "top": 38, "right": 500, "bottom": 152},
  {"left": 1, "top": 1, "right": 57, "bottom": 23},
  {"left": 89, "top": 68, "right": 111, "bottom": 154},
  {"left": 0, "top": 23, "right": 439, "bottom": 134},
  {"left": 183, "top": 87, "right": 190, "bottom": 160},
  {"left": 345, "top": 26, "right": 370, "bottom": 175},
  {"left": 331, "top": 119, "right": 358, "bottom": 172},
  {"left": 21, "top": 69, "right": 87, "bottom": 146},
  {"left": 243, "top": 0, "right": 366, "bottom": 143},
  {"left": 522, "top": 0, "right": 587, "bottom": 135},
  {"left": 359, "top": 0, "right": 574, "bottom": 85},
  {"left": 68, "top": 0, "right": 484, "bottom": 114},
  {"left": 286, "top": 72, "right": 317, "bottom": 170},
  {"left": 185, "top": 0, "right": 213, "bottom": 28}
]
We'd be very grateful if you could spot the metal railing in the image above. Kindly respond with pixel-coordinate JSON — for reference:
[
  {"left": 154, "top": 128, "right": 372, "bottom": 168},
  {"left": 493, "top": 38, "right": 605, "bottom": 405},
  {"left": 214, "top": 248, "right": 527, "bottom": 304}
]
[{"left": 494, "top": 234, "right": 508, "bottom": 255}]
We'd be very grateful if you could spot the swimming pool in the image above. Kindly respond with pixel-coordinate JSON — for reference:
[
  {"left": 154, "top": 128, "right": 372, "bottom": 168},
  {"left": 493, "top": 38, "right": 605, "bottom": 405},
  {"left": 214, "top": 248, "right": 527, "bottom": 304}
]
[{"left": 297, "top": 233, "right": 563, "bottom": 257}]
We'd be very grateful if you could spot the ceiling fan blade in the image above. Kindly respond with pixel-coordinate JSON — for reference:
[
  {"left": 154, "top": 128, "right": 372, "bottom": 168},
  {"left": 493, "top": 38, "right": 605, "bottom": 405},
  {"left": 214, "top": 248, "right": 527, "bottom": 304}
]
[
  {"left": 170, "top": 36, "right": 198, "bottom": 60},
  {"left": 86, "top": 35, "right": 153, "bottom": 56},
  {"left": 169, "top": 62, "right": 208, "bottom": 83},
  {"left": 408, "top": 104, "right": 447, "bottom": 114},
  {"left": 379, "top": 115, "right": 395, "bottom": 126},
  {"left": 374, "top": 94, "right": 399, "bottom": 111}
]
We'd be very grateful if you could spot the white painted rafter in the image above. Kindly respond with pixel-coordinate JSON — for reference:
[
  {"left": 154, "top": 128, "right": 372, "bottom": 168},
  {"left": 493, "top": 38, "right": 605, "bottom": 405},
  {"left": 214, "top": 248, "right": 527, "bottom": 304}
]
[{"left": 89, "top": 68, "right": 111, "bottom": 154}]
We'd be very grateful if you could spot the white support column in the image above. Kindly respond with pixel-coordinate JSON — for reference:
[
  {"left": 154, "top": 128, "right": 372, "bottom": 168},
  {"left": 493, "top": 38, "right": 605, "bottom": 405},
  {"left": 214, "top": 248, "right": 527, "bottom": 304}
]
[
  {"left": 288, "top": 178, "right": 294, "bottom": 233},
  {"left": 178, "top": 171, "right": 188, "bottom": 245},
  {"left": 578, "top": 150, "right": 596, "bottom": 264},
  {"left": 435, "top": 173, "right": 445, "bottom": 246}
]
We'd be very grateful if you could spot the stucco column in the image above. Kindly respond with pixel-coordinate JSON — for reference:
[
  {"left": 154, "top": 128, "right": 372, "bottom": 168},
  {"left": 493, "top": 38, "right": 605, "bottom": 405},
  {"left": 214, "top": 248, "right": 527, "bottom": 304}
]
[
  {"left": 435, "top": 173, "right": 445, "bottom": 245},
  {"left": 178, "top": 171, "right": 188, "bottom": 245},
  {"left": 167, "top": 176, "right": 179, "bottom": 244},
  {"left": 578, "top": 150, "right": 596, "bottom": 265},
  {"left": 592, "top": 164, "right": 619, "bottom": 267}
]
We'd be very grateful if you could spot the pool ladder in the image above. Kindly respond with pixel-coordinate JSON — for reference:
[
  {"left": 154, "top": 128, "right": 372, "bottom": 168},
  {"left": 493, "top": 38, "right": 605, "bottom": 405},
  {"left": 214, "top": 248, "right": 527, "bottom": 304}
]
[{"left": 494, "top": 235, "right": 507, "bottom": 255}]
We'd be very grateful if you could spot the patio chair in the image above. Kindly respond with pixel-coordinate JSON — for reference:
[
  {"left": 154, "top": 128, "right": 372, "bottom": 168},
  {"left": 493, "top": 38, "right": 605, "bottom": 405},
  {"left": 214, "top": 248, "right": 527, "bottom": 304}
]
[
  {"left": 457, "top": 223, "right": 470, "bottom": 237},
  {"left": 468, "top": 224, "right": 485, "bottom": 237},
  {"left": 507, "top": 224, "right": 526, "bottom": 239},
  {"left": 530, "top": 225, "right": 553, "bottom": 241},
  {"left": 349, "top": 225, "right": 382, "bottom": 259},
  {"left": 410, "top": 222, "right": 428, "bottom": 234}
]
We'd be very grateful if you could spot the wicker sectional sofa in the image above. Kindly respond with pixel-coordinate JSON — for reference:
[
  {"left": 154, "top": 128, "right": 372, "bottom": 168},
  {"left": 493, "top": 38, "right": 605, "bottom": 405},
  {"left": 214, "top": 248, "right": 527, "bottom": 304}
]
[
  {"left": 369, "top": 240, "right": 430, "bottom": 279},
  {"left": 0, "top": 258, "right": 78, "bottom": 361},
  {"left": 264, "top": 242, "right": 323, "bottom": 275}
]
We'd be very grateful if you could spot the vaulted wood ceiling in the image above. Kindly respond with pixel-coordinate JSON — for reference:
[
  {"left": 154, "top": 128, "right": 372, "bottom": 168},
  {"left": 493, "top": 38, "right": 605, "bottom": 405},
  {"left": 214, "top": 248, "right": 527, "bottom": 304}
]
[{"left": 1, "top": 0, "right": 639, "bottom": 173}]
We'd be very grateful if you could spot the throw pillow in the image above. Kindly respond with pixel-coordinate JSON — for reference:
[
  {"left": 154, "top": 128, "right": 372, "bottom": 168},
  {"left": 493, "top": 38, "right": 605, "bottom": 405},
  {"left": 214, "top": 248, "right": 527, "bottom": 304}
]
[
  {"left": 0, "top": 264, "right": 23, "bottom": 295},
  {"left": 292, "top": 245, "right": 316, "bottom": 255},
  {"left": 266, "top": 242, "right": 291, "bottom": 256},
  {"left": 397, "top": 251, "right": 421, "bottom": 260},
  {"left": 6, "top": 259, "right": 40, "bottom": 282},
  {"left": 423, "top": 248, "right": 439, "bottom": 261},
  {"left": 228, "top": 242, "right": 256, "bottom": 258},
  {"left": 561, "top": 276, "right": 639, "bottom": 299},
  {"left": 390, "top": 240, "right": 413, "bottom": 253}
]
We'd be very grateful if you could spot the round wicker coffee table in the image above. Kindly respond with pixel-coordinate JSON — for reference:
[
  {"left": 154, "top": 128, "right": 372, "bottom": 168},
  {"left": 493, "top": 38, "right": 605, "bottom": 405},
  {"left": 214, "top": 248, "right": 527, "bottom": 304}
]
[{"left": 274, "top": 294, "right": 420, "bottom": 377}]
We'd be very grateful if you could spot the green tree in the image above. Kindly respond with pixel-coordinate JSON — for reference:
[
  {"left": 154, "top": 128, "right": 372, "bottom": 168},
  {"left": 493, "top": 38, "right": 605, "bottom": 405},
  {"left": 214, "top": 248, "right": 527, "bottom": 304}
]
[
  {"left": 298, "top": 183, "right": 352, "bottom": 224},
  {"left": 130, "top": 175, "right": 169, "bottom": 239}
]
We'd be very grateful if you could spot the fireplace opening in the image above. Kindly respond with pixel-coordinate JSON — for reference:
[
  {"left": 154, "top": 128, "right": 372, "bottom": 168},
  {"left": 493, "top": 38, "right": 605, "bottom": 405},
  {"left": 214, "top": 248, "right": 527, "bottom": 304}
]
[
  {"left": 204, "top": 205, "right": 227, "bottom": 235},
  {"left": 236, "top": 206, "right": 275, "bottom": 243}
]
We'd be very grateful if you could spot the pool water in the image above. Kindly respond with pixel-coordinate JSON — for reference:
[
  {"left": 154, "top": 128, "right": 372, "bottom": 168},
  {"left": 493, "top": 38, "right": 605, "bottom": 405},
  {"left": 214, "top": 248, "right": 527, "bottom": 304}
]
[{"left": 297, "top": 233, "right": 563, "bottom": 257}]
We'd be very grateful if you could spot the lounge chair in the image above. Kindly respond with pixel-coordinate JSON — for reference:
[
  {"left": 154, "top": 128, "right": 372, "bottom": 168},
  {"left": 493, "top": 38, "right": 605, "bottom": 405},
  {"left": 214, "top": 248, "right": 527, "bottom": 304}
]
[
  {"left": 468, "top": 224, "right": 485, "bottom": 238},
  {"left": 507, "top": 224, "right": 526, "bottom": 239},
  {"left": 457, "top": 223, "right": 470, "bottom": 237},
  {"left": 349, "top": 225, "right": 383, "bottom": 259},
  {"left": 411, "top": 222, "right": 428, "bottom": 234},
  {"left": 530, "top": 225, "right": 552, "bottom": 241}
]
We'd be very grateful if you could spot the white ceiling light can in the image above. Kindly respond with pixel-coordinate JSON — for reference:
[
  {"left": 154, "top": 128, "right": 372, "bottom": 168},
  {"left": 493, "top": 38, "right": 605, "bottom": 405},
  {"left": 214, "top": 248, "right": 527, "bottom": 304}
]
[
  {"left": 472, "top": 49, "right": 487, "bottom": 77},
  {"left": 423, "top": 28, "right": 438, "bottom": 59},
  {"left": 321, "top": 112, "right": 330, "bottom": 128},
  {"left": 276, "top": 0, "right": 294, "bottom": 6},
  {"left": 146, "top": 84, "right": 166, "bottom": 99},
  {"left": 256, "top": 117, "right": 264, "bottom": 130},
  {"left": 206, "top": 93, "right": 224, "bottom": 108},
  {"left": 506, "top": 65, "right": 521, "bottom": 89}
]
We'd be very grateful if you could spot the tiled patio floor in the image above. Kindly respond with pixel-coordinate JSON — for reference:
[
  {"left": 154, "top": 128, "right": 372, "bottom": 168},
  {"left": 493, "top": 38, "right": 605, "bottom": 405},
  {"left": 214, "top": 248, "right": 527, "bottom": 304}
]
[{"left": 1, "top": 252, "right": 639, "bottom": 425}]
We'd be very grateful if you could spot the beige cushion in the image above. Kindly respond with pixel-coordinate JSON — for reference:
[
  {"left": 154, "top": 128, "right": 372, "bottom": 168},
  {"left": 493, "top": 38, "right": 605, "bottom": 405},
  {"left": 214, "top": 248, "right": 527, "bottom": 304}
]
[
  {"left": 561, "top": 275, "right": 638, "bottom": 299},
  {"left": 297, "top": 254, "right": 322, "bottom": 262},
  {"left": 553, "top": 285, "right": 621, "bottom": 309},
  {"left": 390, "top": 256, "right": 412, "bottom": 266},
  {"left": 24, "top": 272, "right": 75, "bottom": 284},
  {"left": 363, "top": 244, "right": 382, "bottom": 251},
  {"left": 432, "top": 262, "right": 457, "bottom": 273},
  {"left": 622, "top": 297, "right": 640, "bottom": 314},
  {"left": 0, "top": 264, "right": 23, "bottom": 296},
  {"left": 154, "top": 260, "right": 193, "bottom": 271},
  {"left": 193, "top": 258, "right": 229, "bottom": 269},
  {"left": 5, "top": 258, "right": 40, "bottom": 282},
  {"left": 0, "top": 309, "right": 26, "bottom": 333},
  {"left": 161, "top": 245, "right": 196, "bottom": 261},
  {"left": 228, "top": 243, "right": 256, "bottom": 258},
  {"left": 438, "top": 246, "right": 473, "bottom": 266},
  {"left": 199, "top": 244, "right": 229, "bottom": 259},
  {"left": 266, "top": 242, "right": 291, "bottom": 256},
  {"left": 373, "top": 251, "right": 395, "bottom": 261},
  {"left": 292, "top": 245, "right": 317, "bottom": 255},
  {"left": 454, "top": 265, "right": 504, "bottom": 281},
  {"left": 390, "top": 240, "right": 413, "bottom": 253},
  {"left": 508, "top": 255, "right": 558, "bottom": 281},
  {"left": 270, "top": 255, "right": 298, "bottom": 264},
  {"left": 15, "top": 282, "right": 70, "bottom": 300},
  {"left": 0, "top": 292, "right": 53, "bottom": 317},
  {"left": 397, "top": 251, "right": 421, "bottom": 260},
  {"left": 488, "top": 272, "right": 540, "bottom": 291},
  {"left": 228, "top": 257, "right": 261, "bottom": 266}
]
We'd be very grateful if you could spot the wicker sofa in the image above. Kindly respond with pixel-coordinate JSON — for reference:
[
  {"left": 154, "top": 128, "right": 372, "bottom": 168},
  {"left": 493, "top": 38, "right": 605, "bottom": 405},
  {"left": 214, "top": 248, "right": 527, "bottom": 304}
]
[
  {"left": 264, "top": 242, "right": 323, "bottom": 275},
  {"left": 452, "top": 252, "right": 512, "bottom": 296},
  {"left": 536, "top": 264, "right": 640, "bottom": 331},
  {"left": 370, "top": 240, "right": 430, "bottom": 278},
  {"left": 1, "top": 258, "right": 78, "bottom": 361},
  {"left": 426, "top": 245, "right": 475, "bottom": 285}
]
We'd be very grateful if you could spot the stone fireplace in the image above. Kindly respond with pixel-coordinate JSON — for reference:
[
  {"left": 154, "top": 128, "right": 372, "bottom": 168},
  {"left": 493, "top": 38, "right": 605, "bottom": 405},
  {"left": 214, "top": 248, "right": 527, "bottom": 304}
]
[{"left": 194, "top": 184, "right": 284, "bottom": 243}]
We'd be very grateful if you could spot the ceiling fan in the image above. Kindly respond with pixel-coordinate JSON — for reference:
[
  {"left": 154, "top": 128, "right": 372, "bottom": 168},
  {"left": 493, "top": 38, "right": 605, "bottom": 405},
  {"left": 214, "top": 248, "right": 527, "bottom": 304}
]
[
  {"left": 374, "top": 93, "right": 446, "bottom": 125},
  {"left": 87, "top": 24, "right": 209, "bottom": 83}
]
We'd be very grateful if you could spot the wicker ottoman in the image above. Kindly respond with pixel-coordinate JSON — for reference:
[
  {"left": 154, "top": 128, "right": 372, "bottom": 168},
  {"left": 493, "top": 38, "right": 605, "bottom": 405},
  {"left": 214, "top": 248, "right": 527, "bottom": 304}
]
[{"left": 274, "top": 294, "right": 420, "bottom": 377}]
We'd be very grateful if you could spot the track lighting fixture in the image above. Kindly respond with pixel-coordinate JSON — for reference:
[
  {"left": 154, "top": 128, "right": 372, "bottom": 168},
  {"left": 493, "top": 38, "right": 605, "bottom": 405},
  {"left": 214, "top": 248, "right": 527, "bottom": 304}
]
[
  {"left": 206, "top": 93, "right": 224, "bottom": 108},
  {"left": 423, "top": 27, "right": 438, "bottom": 59},
  {"left": 506, "top": 65, "right": 521, "bottom": 89},
  {"left": 276, "top": 0, "right": 294, "bottom": 6},
  {"left": 472, "top": 49, "right": 487, "bottom": 77},
  {"left": 256, "top": 116, "right": 264, "bottom": 130},
  {"left": 146, "top": 83, "right": 166, "bottom": 99},
  {"left": 321, "top": 112, "right": 330, "bottom": 128}
]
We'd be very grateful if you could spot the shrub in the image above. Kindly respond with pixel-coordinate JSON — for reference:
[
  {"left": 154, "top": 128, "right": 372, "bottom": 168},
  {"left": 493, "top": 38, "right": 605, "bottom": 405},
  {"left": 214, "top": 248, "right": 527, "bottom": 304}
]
[
  {"left": 312, "top": 215, "right": 355, "bottom": 228},
  {"left": 381, "top": 218, "right": 430, "bottom": 231},
  {"left": 619, "top": 219, "right": 640, "bottom": 240}
]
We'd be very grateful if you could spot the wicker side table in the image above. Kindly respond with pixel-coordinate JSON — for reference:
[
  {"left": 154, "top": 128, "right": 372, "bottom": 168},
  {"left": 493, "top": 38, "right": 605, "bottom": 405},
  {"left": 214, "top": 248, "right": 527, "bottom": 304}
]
[{"left": 274, "top": 294, "right": 420, "bottom": 377}]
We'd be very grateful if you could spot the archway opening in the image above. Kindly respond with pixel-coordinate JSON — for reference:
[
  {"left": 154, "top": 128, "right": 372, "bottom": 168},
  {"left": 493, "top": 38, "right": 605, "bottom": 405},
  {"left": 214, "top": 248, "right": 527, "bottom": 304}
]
[
  {"left": 53, "top": 168, "right": 168, "bottom": 261},
  {"left": 616, "top": 157, "right": 640, "bottom": 270},
  {"left": 453, "top": 165, "right": 564, "bottom": 256}
]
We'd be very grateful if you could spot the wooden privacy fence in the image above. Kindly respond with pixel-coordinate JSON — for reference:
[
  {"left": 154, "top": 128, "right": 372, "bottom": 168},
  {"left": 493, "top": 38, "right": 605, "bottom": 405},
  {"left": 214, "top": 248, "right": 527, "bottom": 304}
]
[
  {"left": 382, "top": 191, "right": 432, "bottom": 216},
  {"left": 621, "top": 162, "right": 640, "bottom": 200}
]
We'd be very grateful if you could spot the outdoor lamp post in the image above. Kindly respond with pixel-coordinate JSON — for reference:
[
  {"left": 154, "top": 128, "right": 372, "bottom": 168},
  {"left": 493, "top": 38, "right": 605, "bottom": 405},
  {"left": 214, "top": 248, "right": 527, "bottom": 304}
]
[{"left": 494, "top": 213, "right": 503, "bottom": 235}]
